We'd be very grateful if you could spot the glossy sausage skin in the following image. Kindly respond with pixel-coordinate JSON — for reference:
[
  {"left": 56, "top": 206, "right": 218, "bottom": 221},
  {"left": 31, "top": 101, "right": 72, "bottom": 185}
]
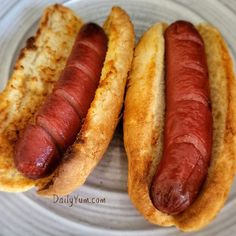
[
  {"left": 150, "top": 21, "right": 212, "bottom": 215},
  {"left": 14, "top": 23, "right": 108, "bottom": 179},
  {"left": 15, "top": 125, "right": 61, "bottom": 179}
]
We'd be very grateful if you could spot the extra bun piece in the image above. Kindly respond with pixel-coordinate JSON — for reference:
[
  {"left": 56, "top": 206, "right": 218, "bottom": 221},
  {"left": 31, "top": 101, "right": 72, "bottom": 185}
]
[{"left": 124, "top": 22, "right": 236, "bottom": 231}]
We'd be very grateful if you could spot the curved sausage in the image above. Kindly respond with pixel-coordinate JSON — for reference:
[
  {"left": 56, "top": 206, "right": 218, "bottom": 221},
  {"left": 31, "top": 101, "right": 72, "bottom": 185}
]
[
  {"left": 150, "top": 21, "right": 212, "bottom": 215},
  {"left": 14, "top": 23, "right": 108, "bottom": 179}
]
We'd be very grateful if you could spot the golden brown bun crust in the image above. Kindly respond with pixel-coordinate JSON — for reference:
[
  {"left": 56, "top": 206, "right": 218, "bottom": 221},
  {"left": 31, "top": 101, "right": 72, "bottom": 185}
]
[
  {"left": 0, "top": 4, "right": 83, "bottom": 192},
  {"left": 37, "top": 6, "right": 135, "bottom": 196},
  {"left": 124, "top": 23, "right": 236, "bottom": 231}
]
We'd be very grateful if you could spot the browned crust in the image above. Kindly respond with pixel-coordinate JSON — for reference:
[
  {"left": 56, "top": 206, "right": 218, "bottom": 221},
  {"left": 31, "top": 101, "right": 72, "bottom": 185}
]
[
  {"left": 37, "top": 6, "right": 135, "bottom": 196},
  {"left": 124, "top": 23, "right": 236, "bottom": 231},
  {"left": 0, "top": 4, "right": 83, "bottom": 192},
  {"left": 124, "top": 23, "right": 174, "bottom": 226}
]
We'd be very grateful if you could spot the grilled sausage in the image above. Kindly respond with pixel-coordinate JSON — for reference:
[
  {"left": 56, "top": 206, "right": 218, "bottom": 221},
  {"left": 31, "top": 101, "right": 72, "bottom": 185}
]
[
  {"left": 150, "top": 21, "right": 213, "bottom": 215},
  {"left": 14, "top": 23, "right": 108, "bottom": 179}
]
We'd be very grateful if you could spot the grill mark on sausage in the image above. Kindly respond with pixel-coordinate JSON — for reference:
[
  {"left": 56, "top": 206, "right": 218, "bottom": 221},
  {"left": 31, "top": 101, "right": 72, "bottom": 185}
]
[
  {"left": 54, "top": 88, "right": 84, "bottom": 121},
  {"left": 37, "top": 123, "right": 62, "bottom": 154},
  {"left": 66, "top": 64, "right": 95, "bottom": 83},
  {"left": 77, "top": 40, "right": 104, "bottom": 57},
  {"left": 175, "top": 93, "right": 209, "bottom": 106},
  {"left": 173, "top": 36, "right": 203, "bottom": 46},
  {"left": 169, "top": 134, "right": 207, "bottom": 157}
]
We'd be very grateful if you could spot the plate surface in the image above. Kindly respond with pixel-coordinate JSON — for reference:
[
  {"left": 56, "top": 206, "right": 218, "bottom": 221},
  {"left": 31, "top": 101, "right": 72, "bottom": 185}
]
[{"left": 0, "top": 0, "right": 236, "bottom": 235}]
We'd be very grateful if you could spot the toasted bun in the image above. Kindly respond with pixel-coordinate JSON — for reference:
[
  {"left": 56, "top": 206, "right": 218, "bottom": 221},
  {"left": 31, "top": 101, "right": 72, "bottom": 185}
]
[
  {"left": 124, "top": 22, "right": 236, "bottom": 231},
  {"left": 37, "top": 6, "right": 134, "bottom": 196},
  {"left": 0, "top": 4, "right": 83, "bottom": 192},
  {"left": 0, "top": 5, "right": 134, "bottom": 195}
]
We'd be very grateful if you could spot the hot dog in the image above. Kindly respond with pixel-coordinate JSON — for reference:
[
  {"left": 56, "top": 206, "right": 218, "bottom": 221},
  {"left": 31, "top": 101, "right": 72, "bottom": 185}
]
[
  {"left": 14, "top": 23, "right": 108, "bottom": 179},
  {"left": 124, "top": 21, "right": 236, "bottom": 231},
  {"left": 150, "top": 21, "right": 213, "bottom": 215},
  {"left": 0, "top": 5, "right": 134, "bottom": 194}
]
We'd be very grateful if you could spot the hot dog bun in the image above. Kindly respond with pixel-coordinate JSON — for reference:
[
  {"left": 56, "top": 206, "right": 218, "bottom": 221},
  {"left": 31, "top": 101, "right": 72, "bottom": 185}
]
[
  {"left": 124, "top": 22, "right": 236, "bottom": 231},
  {"left": 0, "top": 5, "right": 134, "bottom": 194},
  {"left": 38, "top": 6, "right": 134, "bottom": 196}
]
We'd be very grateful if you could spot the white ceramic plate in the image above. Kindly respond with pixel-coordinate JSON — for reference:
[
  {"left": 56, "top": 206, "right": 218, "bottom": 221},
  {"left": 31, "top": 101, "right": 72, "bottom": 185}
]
[{"left": 1, "top": 0, "right": 236, "bottom": 235}]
